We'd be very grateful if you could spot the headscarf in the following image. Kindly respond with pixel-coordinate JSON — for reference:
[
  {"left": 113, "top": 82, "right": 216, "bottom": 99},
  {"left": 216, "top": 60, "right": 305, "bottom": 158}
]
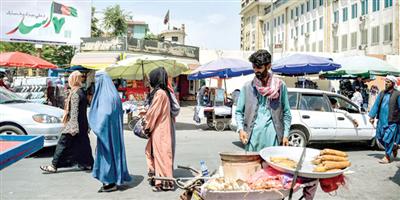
[
  {"left": 385, "top": 75, "right": 398, "bottom": 84},
  {"left": 62, "top": 71, "right": 82, "bottom": 124},
  {"left": 146, "top": 67, "right": 174, "bottom": 111},
  {"left": 385, "top": 75, "right": 398, "bottom": 90},
  {"left": 253, "top": 72, "right": 282, "bottom": 100}
]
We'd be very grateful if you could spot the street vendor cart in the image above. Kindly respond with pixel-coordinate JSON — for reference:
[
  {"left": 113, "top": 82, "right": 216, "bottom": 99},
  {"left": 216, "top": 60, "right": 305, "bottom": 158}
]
[{"left": 189, "top": 58, "right": 254, "bottom": 132}]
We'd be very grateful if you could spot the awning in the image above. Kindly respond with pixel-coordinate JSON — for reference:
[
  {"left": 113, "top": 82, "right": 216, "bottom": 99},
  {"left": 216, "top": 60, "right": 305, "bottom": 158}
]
[{"left": 70, "top": 52, "right": 121, "bottom": 70}]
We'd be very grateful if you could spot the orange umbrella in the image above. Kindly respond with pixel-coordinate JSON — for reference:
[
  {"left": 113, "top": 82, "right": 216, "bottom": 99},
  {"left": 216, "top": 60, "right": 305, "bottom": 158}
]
[{"left": 0, "top": 51, "right": 57, "bottom": 69}]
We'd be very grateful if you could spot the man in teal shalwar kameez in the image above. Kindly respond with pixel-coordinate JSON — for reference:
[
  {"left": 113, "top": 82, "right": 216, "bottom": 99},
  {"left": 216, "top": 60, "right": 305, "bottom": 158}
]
[
  {"left": 369, "top": 75, "right": 400, "bottom": 164},
  {"left": 236, "top": 50, "right": 292, "bottom": 152}
]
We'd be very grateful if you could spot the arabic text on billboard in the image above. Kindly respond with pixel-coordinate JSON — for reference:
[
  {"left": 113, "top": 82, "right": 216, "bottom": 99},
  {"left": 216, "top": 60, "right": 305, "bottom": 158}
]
[{"left": 0, "top": 0, "right": 91, "bottom": 45}]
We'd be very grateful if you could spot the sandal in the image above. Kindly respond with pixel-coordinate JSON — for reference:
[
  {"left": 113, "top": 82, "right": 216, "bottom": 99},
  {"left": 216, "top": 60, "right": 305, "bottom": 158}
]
[
  {"left": 40, "top": 165, "right": 57, "bottom": 173},
  {"left": 98, "top": 183, "right": 117, "bottom": 193},
  {"left": 379, "top": 156, "right": 391, "bottom": 164},
  {"left": 152, "top": 185, "right": 164, "bottom": 192}
]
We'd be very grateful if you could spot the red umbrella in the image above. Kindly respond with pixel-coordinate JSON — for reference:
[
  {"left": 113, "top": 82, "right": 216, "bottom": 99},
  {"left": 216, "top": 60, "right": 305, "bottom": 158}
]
[{"left": 0, "top": 51, "right": 57, "bottom": 69}]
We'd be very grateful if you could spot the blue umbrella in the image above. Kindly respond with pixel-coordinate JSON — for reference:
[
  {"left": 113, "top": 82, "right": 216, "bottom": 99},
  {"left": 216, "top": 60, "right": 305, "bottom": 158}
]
[
  {"left": 67, "top": 65, "right": 91, "bottom": 72},
  {"left": 272, "top": 54, "right": 341, "bottom": 76},
  {"left": 188, "top": 58, "right": 253, "bottom": 80}
]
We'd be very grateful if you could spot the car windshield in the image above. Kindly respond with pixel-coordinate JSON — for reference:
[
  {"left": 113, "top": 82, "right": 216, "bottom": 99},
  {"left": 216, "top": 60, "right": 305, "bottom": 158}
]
[{"left": 0, "top": 87, "right": 28, "bottom": 104}]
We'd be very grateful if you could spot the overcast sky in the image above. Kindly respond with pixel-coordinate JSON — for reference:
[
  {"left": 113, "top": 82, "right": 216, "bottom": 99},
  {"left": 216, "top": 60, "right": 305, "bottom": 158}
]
[{"left": 93, "top": 0, "right": 241, "bottom": 50}]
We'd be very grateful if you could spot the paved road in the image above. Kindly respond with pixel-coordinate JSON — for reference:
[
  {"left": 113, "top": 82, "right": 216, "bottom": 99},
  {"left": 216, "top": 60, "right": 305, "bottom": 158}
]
[{"left": 1, "top": 105, "right": 399, "bottom": 200}]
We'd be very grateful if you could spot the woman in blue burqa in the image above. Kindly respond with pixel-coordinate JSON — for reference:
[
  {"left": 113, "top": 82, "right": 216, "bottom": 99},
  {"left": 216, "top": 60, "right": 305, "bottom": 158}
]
[{"left": 89, "top": 71, "right": 131, "bottom": 192}]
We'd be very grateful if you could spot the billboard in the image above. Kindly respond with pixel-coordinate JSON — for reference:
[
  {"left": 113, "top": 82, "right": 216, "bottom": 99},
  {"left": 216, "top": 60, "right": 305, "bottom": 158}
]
[{"left": 0, "top": 0, "right": 91, "bottom": 45}]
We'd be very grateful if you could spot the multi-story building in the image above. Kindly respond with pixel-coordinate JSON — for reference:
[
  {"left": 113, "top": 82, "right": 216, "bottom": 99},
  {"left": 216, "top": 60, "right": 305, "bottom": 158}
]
[
  {"left": 127, "top": 20, "right": 149, "bottom": 39},
  {"left": 240, "top": 0, "right": 269, "bottom": 50},
  {"left": 243, "top": 0, "right": 399, "bottom": 57},
  {"left": 159, "top": 24, "right": 186, "bottom": 45}
]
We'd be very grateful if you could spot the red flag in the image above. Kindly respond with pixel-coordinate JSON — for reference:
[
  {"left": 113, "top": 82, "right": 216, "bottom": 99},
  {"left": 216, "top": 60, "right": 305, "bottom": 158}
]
[{"left": 164, "top": 10, "right": 169, "bottom": 25}]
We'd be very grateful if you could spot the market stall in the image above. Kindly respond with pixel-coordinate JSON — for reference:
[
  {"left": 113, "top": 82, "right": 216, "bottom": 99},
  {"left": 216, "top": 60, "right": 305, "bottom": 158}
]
[
  {"left": 271, "top": 54, "right": 341, "bottom": 89},
  {"left": 105, "top": 55, "right": 188, "bottom": 102},
  {"left": 188, "top": 57, "right": 253, "bottom": 131}
]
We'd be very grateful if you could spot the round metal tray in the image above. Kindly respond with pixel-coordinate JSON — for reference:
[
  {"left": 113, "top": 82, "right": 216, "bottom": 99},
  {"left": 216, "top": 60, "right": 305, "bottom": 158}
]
[{"left": 259, "top": 146, "right": 348, "bottom": 179}]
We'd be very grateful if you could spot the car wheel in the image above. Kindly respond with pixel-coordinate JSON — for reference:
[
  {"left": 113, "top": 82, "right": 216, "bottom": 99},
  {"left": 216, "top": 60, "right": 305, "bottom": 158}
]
[
  {"left": 288, "top": 129, "right": 307, "bottom": 147},
  {"left": 0, "top": 125, "right": 26, "bottom": 135}
]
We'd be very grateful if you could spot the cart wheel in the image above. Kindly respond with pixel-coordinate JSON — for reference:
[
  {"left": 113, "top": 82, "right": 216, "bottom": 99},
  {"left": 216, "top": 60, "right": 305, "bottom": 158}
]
[
  {"left": 206, "top": 118, "right": 214, "bottom": 128},
  {"left": 215, "top": 121, "right": 226, "bottom": 132}
]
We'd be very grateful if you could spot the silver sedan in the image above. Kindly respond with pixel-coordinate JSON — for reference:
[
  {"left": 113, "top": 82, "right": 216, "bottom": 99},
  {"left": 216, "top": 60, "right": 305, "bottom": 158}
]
[{"left": 0, "top": 87, "right": 64, "bottom": 147}]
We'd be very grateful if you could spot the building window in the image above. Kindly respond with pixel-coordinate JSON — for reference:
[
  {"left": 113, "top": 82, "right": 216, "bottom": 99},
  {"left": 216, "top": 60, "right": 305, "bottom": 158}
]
[
  {"left": 319, "top": 17, "right": 323, "bottom": 29},
  {"left": 351, "top": 32, "right": 357, "bottom": 49},
  {"left": 319, "top": 0, "right": 323, "bottom": 6},
  {"left": 385, "top": 0, "right": 393, "bottom": 8},
  {"left": 319, "top": 40, "right": 323, "bottom": 52},
  {"left": 307, "top": 1, "right": 310, "bottom": 12},
  {"left": 371, "top": 26, "right": 380, "bottom": 45},
  {"left": 281, "top": 14, "right": 284, "bottom": 24},
  {"left": 373, "top": 0, "right": 380, "bottom": 11},
  {"left": 301, "top": 24, "right": 304, "bottom": 35},
  {"left": 291, "top": 9, "right": 294, "bottom": 19},
  {"left": 343, "top": 7, "right": 348, "bottom": 22},
  {"left": 278, "top": 17, "right": 281, "bottom": 26},
  {"left": 342, "top": 34, "right": 348, "bottom": 51},
  {"left": 307, "top": 22, "right": 310, "bottom": 33},
  {"left": 251, "top": 15, "right": 256, "bottom": 28},
  {"left": 361, "top": 29, "right": 368, "bottom": 45},
  {"left": 172, "top": 36, "right": 179, "bottom": 42},
  {"left": 282, "top": 32, "right": 284, "bottom": 41},
  {"left": 351, "top": 4, "right": 358, "bottom": 19},
  {"left": 384, "top": 23, "right": 393, "bottom": 42},
  {"left": 313, "top": 20, "right": 316, "bottom": 32},
  {"left": 312, "top": 42, "right": 316, "bottom": 52},
  {"left": 333, "top": 36, "right": 338, "bottom": 52},
  {"left": 274, "top": 18, "right": 277, "bottom": 27},
  {"left": 296, "top": 6, "right": 299, "bottom": 17},
  {"left": 313, "top": 0, "right": 317, "bottom": 9},
  {"left": 361, "top": 0, "right": 368, "bottom": 15},
  {"left": 291, "top": 29, "right": 294, "bottom": 38},
  {"left": 301, "top": 4, "right": 305, "bottom": 15},
  {"left": 334, "top": 11, "right": 339, "bottom": 23},
  {"left": 296, "top": 26, "right": 299, "bottom": 36},
  {"left": 266, "top": 22, "right": 269, "bottom": 31}
]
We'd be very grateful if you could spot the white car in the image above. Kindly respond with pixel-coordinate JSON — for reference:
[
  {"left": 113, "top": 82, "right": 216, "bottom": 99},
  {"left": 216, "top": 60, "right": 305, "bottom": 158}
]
[
  {"left": 287, "top": 88, "right": 379, "bottom": 148},
  {"left": 0, "top": 87, "right": 64, "bottom": 147}
]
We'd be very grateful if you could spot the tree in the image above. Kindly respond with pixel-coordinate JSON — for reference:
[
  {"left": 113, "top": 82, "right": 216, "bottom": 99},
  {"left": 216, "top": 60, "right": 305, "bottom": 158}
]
[
  {"left": 41, "top": 45, "right": 75, "bottom": 67},
  {"left": 0, "top": 42, "right": 36, "bottom": 54},
  {"left": 144, "top": 32, "right": 161, "bottom": 41},
  {"left": 102, "top": 5, "right": 129, "bottom": 37},
  {"left": 91, "top": 7, "right": 103, "bottom": 37},
  {"left": 0, "top": 41, "right": 75, "bottom": 67}
]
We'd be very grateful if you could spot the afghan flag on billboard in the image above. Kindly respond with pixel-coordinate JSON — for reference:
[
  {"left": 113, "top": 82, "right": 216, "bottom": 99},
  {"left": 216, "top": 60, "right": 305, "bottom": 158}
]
[{"left": 53, "top": 1, "right": 77, "bottom": 17}]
